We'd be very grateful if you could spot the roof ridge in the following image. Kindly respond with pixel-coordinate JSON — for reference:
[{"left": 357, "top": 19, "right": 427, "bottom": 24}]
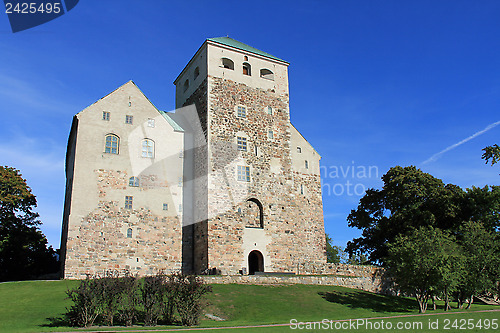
[{"left": 207, "top": 36, "right": 288, "bottom": 64}]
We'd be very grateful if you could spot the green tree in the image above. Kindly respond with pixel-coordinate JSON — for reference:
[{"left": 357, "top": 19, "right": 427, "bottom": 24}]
[
  {"left": 463, "top": 186, "right": 500, "bottom": 232},
  {"left": 0, "top": 166, "right": 58, "bottom": 281},
  {"left": 455, "top": 221, "right": 500, "bottom": 309},
  {"left": 482, "top": 144, "right": 500, "bottom": 166},
  {"left": 387, "top": 226, "right": 463, "bottom": 313},
  {"left": 347, "top": 166, "right": 465, "bottom": 264},
  {"left": 325, "top": 233, "right": 347, "bottom": 263}
]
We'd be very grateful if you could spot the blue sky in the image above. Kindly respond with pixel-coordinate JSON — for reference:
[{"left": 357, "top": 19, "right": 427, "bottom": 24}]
[{"left": 1, "top": 1, "right": 499, "bottom": 249}]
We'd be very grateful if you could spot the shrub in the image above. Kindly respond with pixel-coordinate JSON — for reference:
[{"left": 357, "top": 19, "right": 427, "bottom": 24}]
[
  {"left": 65, "top": 275, "right": 104, "bottom": 327},
  {"left": 117, "top": 272, "right": 139, "bottom": 326},
  {"left": 141, "top": 273, "right": 166, "bottom": 326},
  {"left": 176, "top": 274, "right": 212, "bottom": 326}
]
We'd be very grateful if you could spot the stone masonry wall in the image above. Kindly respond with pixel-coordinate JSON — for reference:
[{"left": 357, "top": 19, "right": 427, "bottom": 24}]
[
  {"left": 204, "top": 77, "right": 326, "bottom": 274},
  {"left": 64, "top": 169, "right": 182, "bottom": 279}
]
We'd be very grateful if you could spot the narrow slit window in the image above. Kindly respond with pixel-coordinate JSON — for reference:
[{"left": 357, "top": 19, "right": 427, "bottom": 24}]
[
  {"left": 183, "top": 79, "right": 189, "bottom": 92},
  {"left": 127, "top": 228, "right": 132, "bottom": 238},
  {"left": 194, "top": 66, "right": 200, "bottom": 80},
  {"left": 305, "top": 160, "right": 309, "bottom": 169},
  {"left": 267, "top": 106, "right": 273, "bottom": 115},
  {"left": 268, "top": 130, "right": 274, "bottom": 139}
]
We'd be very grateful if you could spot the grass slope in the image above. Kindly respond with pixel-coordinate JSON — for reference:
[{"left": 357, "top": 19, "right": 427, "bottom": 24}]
[{"left": 0, "top": 280, "right": 498, "bottom": 332}]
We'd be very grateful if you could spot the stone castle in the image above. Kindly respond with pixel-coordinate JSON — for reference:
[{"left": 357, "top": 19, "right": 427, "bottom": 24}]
[{"left": 60, "top": 37, "right": 326, "bottom": 279}]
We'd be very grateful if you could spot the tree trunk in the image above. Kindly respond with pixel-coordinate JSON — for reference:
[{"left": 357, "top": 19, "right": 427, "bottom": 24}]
[
  {"left": 466, "top": 295, "right": 473, "bottom": 309},
  {"left": 432, "top": 296, "right": 437, "bottom": 310}
]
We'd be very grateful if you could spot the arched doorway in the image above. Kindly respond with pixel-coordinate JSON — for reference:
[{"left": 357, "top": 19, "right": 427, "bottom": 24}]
[{"left": 248, "top": 250, "right": 264, "bottom": 275}]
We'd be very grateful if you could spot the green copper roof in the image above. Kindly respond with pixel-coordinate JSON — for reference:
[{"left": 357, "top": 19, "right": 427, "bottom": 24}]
[
  {"left": 159, "top": 110, "right": 185, "bottom": 132},
  {"left": 207, "top": 37, "right": 288, "bottom": 64}
]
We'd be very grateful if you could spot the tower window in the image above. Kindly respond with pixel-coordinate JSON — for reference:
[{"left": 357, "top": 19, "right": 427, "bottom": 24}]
[
  {"left": 104, "top": 134, "right": 119, "bottom": 154},
  {"left": 163, "top": 203, "right": 168, "bottom": 211},
  {"left": 194, "top": 66, "right": 200, "bottom": 80},
  {"left": 221, "top": 58, "right": 234, "bottom": 70},
  {"left": 297, "top": 147, "right": 302, "bottom": 153},
  {"left": 243, "top": 62, "right": 251, "bottom": 76},
  {"left": 127, "top": 228, "right": 132, "bottom": 238},
  {"left": 142, "top": 139, "right": 155, "bottom": 158},
  {"left": 237, "top": 165, "right": 250, "bottom": 182},
  {"left": 268, "top": 130, "right": 274, "bottom": 139},
  {"left": 102, "top": 111, "right": 110, "bottom": 121},
  {"left": 305, "top": 160, "right": 309, "bottom": 169},
  {"left": 125, "top": 115, "right": 133, "bottom": 124},
  {"left": 300, "top": 184, "right": 304, "bottom": 195},
  {"left": 125, "top": 196, "right": 133, "bottom": 209},
  {"left": 244, "top": 55, "right": 248, "bottom": 61},
  {"left": 129, "top": 177, "right": 139, "bottom": 187},
  {"left": 237, "top": 106, "right": 246, "bottom": 118},
  {"left": 260, "top": 68, "right": 274, "bottom": 80},
  {"left": 148, "top": 118, "right": 155, "bottom": 128},
  {"left": 183, "top": 79, "right": 189, "bottom": 92},
  {"left": 237, "top": 136, "right": 247, "bottom": 151},
  {"left": 267, "top": 106, "right": 273, "bottom": 115}
]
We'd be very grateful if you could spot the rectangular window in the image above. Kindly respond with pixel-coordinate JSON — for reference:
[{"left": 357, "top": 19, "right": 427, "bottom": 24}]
[
  {"left": 102, "top": 111, "right": 110, "bottom": 121},
  {"left": 305, "top": 160, "right": 309, "bottom": 169},
  {"left": 125, "top": 196, "right": 133, "bottom": 209},
  {"left": 297, "top": 147, "right": 302, "bottom": 153},
  {"left": 163, "top": 203, "right": 168, "bottom": 211},
  {"left": 141, "top": 139, "right": 154, "bottom": 158},
  {"left": 300, "top": 184, "right": 304, "bottom": 195},
  {"left": 178, "top": 177, "right": 183, "bottom": 187},
  {"left": 237, "top": 136, "right": 247, "bottom": 151},
  {"left": 268, "top": 130, "right": 274, "bottom": 139},
  {"left": 148, "top": 118, "right": 155, "bottom": 127},
  {"left": 125, "top": 115, "right": 133, "bottom": 124},
  {"left": 237, "top": 165, "right": 250, "bottom": 182},
  {"left": 237, "top": 106, "right": 246, "bottom": 118},
  {"left": 267, "top": 106, "right": 273, "bottom": 115}
]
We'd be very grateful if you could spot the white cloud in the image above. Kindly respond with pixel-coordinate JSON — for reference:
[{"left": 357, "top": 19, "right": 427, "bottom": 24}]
[{"left": 422, "top": 120, "right": 500, "bottom": 165}]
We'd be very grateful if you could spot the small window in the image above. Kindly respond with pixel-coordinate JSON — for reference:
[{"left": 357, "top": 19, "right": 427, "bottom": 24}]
[
  {"left": 163, "top": 203, "right": 168, "bottom": 211},
  {"left": 237, "top": 106, "right": 246, "bottom": 118},
  {"left": 260, "top": 68, "right": 274, "bottom": 80},
  {"left": 178, "top": 177, "right": 183, "bottom": 187},
  {"left": 194, "top": 66, "right": 200, "bottom": 80},
  {"left": 102, "top": 111, "right": 110, "bottom": 121},
  {"left": 237, "top": 136, "right": 247, "bottom": 151},
  {"left": 183, "top": 79, "right": 189, "bottom": 92},
  {"left": 179, "top": 204, "right": 183, "bottom": 212},
  {"left": 267, "top": 106, "right": 273, "bottom": 115},
  {"left": 300, "top": 184, "right": 304, "bottom": 195},
  {"left": 244, "top": 55, "right": 248, "bottom": 61},
  {"left": 142, "top": 139, "right": 154, "bottom": 158},
  {"left": 104, "top": 134, "right": 119, "bottom": 154},
  {"left": 148, "top": 118, "right": 155, "bottom": 128},
  {"left": 297, "top": 147, "right": 302, "bottom": 153},
  {"left": 243, "top": 62, "right": 251, "bottom": 76},
  {"left": 127, "top": 228, "right": 132, "bottom": 238},
  {"left": 305, "top": 160, "right": 309, "bottom": 169},
  {"left": 129, "top": 176, "right": 139, "bottom": 187},
  {"left": 237, "top": 165, "right": 250, "bottom": 182},
  {"left": 268, "top": 130, "right": 274, "bottom": 139},
  {"left": 237, "top": 207, "right": 242, "bottom": 213},
  {"left": 179, "top": 150, "right": 184, "bottom": 158},
  {"left": 254, "top": 146, "right": 258, "bottom": 156},
  {"left": 125, "top": 115, "right": 133, "bottom": 124},
  {"left": 125, "top": 196, "right": 133, "bottom": 209},
  {"left": 221, "top": 58, "right": 234, "bottom": 70}
]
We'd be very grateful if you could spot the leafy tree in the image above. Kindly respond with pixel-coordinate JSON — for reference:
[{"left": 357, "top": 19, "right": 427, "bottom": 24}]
[
  {"left": 463, "top": 186, "right": 500, "bottom": 232},
  {"left": 0, "top": 166, "right": 58, "bottom": 281},
  {"left": 482, "top": 144, "right": 500, "bottom": 166},
  {"left": 325, "top": 234, "right": 347, "bottom": 263},
  {"left": 387, "top": 226, "right": 463, "bottom": 313},
  {"left": 455, "top": 221, "right": 500, "bottom": 309},
  {"left": 347, "top": 166, "right": 465, "bottom": 264}
]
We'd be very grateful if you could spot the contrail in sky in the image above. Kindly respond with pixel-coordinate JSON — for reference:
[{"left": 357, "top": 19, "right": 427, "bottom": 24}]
[{"left": 422, "top": 120, "right": 500, "bottom": 165}]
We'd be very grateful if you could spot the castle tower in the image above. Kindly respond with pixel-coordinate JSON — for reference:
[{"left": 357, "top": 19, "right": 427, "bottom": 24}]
[{"left": 174, "top": 37, "right": 326, "bottom": 274}]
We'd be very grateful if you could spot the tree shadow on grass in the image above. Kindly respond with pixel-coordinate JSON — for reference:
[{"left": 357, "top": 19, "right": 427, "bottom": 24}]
[
  {"left": 41, "top": 316, "right": 70, "bottom": 328},
  {"left": 318, "top": 290, "right": 416, "bottom": 313}
]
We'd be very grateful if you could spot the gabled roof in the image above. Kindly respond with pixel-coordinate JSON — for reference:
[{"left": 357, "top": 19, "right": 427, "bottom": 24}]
[{"left": 207, "top": 37, "right": 288, "bottom": 64}]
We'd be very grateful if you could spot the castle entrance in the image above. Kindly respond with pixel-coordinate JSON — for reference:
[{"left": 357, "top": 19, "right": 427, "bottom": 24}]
[{"left": 248, "top": 250, "right": 264, "bottom": 275}]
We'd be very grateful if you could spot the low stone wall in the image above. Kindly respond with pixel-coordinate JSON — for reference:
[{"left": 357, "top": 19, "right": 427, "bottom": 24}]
[
  {"left": 297, "top": 262, "right": 381, "bottom": 277},
  {"left": 202, "top": 272, "right": 392, "bottom": 294}
]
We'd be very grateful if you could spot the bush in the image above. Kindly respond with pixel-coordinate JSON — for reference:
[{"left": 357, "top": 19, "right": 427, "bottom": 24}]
[
  {"left": 176, "top": 274, "right": 212, "bottom": 326},
  {"left": 65, "top": 271, "right": 212, "bottom": 327}
]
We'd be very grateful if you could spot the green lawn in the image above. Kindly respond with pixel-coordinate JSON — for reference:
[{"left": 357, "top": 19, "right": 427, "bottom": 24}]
[{"left": 0, "top": 280, "right": 498, "bottom": 332}]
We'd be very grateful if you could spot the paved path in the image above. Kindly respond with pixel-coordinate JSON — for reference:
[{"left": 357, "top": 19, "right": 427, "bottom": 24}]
[{"left": 52, "top": 309, "right": 500, "bottom": 333}]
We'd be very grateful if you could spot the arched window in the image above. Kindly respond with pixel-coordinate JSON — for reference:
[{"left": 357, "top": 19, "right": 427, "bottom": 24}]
[
  {"left": 129, "top": 176, "right": 139, "bottom": 187},
  {"left": 183, "top": 79, "right": 189, "bottom": 92},
  {"left": 221, "top": 58, "right": 234, "bottom": 70},
  {"left": 244, "top": 198, "right": 264, "bottom": 228},
  {"left": 260, "top": 68, "right": 274, "bottom": 80},
  {"left": 243, "top": 62, "right": 251, "bottom": 76},
  {"left": 127, "top": 228, "right": 132, "bottom": 238},
  {"left": 194, "top": 66, "right": 200, "bottom": 80},
  {"left": 104, "top": 134, "right": 119, "bottom": 154},
  {"left": 142, "top": 139, "right": 154, "bottom": 158}
]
